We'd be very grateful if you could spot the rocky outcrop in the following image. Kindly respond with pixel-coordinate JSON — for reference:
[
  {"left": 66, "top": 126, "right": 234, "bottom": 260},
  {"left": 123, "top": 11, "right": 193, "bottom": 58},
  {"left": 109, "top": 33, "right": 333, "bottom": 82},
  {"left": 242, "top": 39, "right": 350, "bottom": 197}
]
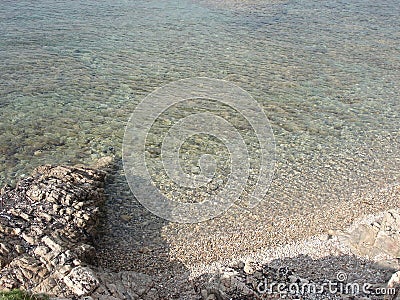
[
  {"left": 0, "top": 165, "right": 106, "bottom": 296},
  {"left": 0, "top": 162, "right": 161, "bottom": 299},
  {"left": 90, "top": 270, "right": 158, "bottom": 300},
  {"left": 338, "top": 209, "right": 400, "bottom": 268}
]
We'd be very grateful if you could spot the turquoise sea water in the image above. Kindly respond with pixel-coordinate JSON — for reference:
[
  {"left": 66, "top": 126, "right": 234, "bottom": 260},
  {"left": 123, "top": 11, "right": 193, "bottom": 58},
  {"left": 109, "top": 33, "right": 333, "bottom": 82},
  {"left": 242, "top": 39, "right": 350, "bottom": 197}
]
[
  {"left": 1, "top": 0, "right": 398, "bottom": 182},
  {"left": 1, "top": 0, "right": 399, "bottom": 270}
]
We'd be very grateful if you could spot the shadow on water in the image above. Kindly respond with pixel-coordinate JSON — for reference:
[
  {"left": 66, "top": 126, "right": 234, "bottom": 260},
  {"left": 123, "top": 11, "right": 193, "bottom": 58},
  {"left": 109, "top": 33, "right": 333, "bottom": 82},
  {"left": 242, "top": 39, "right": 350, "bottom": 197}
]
[{"left": 93, "top": 158, "right": 191, "bottom": 298}]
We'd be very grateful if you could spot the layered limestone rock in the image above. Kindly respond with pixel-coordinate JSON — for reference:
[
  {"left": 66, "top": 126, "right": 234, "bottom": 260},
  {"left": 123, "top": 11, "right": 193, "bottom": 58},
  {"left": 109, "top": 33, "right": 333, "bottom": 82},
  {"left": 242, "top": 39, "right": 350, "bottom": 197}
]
[
  {"left": 339, "top": 209, "right": 400, "bottom": 266},
  {"left": 0, "top": 165, "right": 106, "bottom": 296},
  {"left": 0, "top": 162, "right": 161, "bottom": 299}
]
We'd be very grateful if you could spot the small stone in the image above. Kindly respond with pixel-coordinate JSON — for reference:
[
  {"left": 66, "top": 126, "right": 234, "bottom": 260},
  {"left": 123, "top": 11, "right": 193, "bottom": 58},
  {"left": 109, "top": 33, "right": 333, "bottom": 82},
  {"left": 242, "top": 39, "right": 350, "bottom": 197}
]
[
  {"left": 52, "top": 204, "right": 60, "bottom": 213},
  {"left": 34, "top": 246, "right": 49, "bottom": 258},
  {"left": 31, "top": 226, "right": 43, "bottom": 236},
  {"left": 57, "top": 264, "right": 73, "bottom": 276},
  {"left": 75, "top": 218, "right": 85, "bottom": 228},
  {"left": 9, "top": 209, "right": 30, "bottom": 221},
  {"left": 14, "top": 244, "right": 25, "bottom": 254},
  {"left": 244, "top": 260, "right": 255, "bottom": 274},
  {"left": 120, "top": 214, "right": 133, "bottom": 222},
  {"left": 59, "top": 253, "right": 67, "bottom": 265},
  {"left": 11, "top": 227, "right": 22, "bottom": 235},
  {"left": 42, "top": 236, "right": 62, "bottom": 253},
  {"left": 39, "top": 212, "right": 52, "bottom": 222},
  {"left": 253, "top": 271, "right": 263, "bottom": 280},
  {"left": 64, "top": 194, "right": 74, "bottom": 206},
  {"left": 32, "top": 276, "right": 57, "bottom": 294},
  {"left": 63, "top": 267, "right": 99, "bottom": 296},
  {"left": 34, "top": 150, "right": 43, "bottom": 156},
  {"left": 50, "top": 257, "right": 59, "bottom": 267},
  {"left": 93, "top": 156, "right": 114, "bottom": 169},
  {"left": 388, "top": 271, "right": 400, "bottom": 289},
  {"left": 22, "top": 233, "right": 36, "bottom": 245},
  {"left": 76, "top": 202, "right": 84, "bottom": 208}
]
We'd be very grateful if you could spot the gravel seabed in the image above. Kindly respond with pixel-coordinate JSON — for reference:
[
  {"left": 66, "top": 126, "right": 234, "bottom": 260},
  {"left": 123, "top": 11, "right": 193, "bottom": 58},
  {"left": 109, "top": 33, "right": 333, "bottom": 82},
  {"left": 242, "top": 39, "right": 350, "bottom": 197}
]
[
  {"left": 162, "top": 184, "right": 400, "bottom": 268},
  {"left": 143, "top": 208, "right": 398, "bottom": 299}
]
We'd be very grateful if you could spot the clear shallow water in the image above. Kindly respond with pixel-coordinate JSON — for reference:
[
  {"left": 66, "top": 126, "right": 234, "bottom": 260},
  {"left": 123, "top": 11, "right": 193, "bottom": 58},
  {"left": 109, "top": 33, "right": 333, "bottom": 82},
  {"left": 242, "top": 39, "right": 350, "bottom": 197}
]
[{"left": 1, "top": 0, "right": 399, "bottom": 271}]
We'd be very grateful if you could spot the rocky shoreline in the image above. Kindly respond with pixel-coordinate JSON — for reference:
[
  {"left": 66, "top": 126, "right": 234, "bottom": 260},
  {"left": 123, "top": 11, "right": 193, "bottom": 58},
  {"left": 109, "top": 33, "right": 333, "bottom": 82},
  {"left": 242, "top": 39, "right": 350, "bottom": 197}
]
[
  {"left": 0, "top": 162, "right": 162, "bottom": 299},
  {"left": 0, "top": 164, "right": 105, "bottom": 296},
  {"left": 0, "top": 161, "right": 399, "bottom": 299}
]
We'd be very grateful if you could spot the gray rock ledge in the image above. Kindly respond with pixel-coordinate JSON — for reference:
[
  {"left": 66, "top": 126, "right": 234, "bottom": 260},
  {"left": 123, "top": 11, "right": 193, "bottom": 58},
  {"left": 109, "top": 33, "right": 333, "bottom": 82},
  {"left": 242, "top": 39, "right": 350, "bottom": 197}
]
[{"left": 0, "top": 162, "right": 159, "bottom": 299}]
